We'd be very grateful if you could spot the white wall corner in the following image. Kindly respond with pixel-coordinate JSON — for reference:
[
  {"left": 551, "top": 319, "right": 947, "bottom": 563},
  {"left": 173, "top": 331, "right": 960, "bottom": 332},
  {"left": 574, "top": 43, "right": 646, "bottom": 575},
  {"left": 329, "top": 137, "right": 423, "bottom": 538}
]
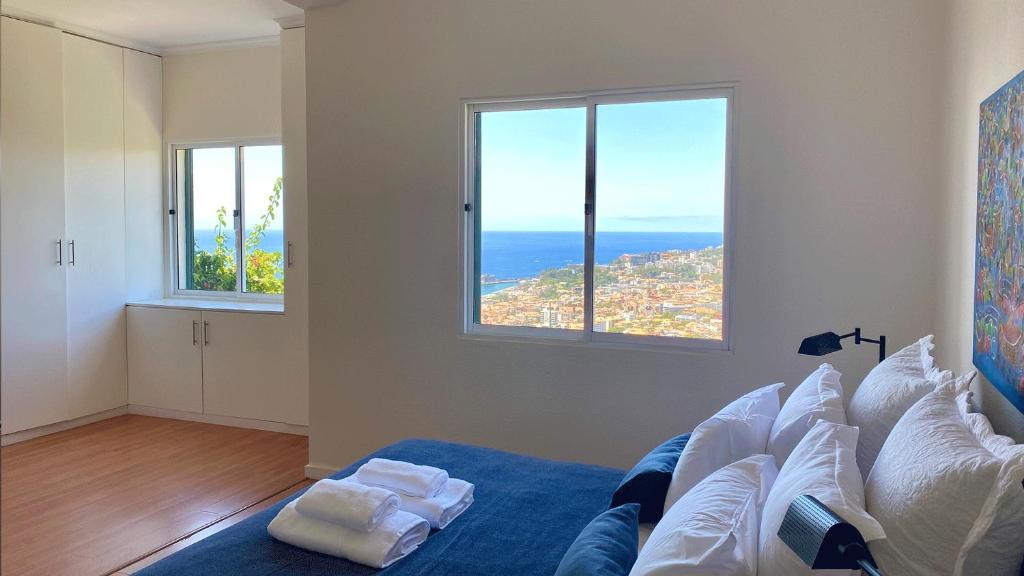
[{"left": 276, "top": 14, "right": 306, "bottom": 30}]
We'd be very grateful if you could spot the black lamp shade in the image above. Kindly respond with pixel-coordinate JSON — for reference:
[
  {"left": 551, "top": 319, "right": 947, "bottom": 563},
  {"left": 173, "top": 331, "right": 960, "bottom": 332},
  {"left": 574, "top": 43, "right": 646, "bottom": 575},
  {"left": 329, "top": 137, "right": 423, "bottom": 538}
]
[
  {"left": 778, "top": 495, "right": 880, "bottom": 573},
  {"left": 798, "top": 332, "right": 843, "bottom": 356}
]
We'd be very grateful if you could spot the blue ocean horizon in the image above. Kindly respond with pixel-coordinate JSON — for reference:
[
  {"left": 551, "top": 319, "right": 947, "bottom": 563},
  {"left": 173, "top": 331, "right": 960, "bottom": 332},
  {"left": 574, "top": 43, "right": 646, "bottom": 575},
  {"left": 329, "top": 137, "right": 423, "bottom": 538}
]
[
  {"left": 194, "top": 229, "right": 284, "bottom": 254},
  {"left": 480, "top": 230, "right": 723, "bottom": 281},
  {"left": 195, "top": 229, "right": 724, "bottom": 294}
]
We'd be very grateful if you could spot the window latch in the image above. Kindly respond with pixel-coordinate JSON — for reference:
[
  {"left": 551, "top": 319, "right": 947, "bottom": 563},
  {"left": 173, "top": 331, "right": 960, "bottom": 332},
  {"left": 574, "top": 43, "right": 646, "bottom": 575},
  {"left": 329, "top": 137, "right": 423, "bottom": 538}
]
[
  {"left": 168, "top": 209, "right": 176, "bottom": 216},
  {"left": 464, "top": 203, "right": 472, "bottom": 212},
  {"left": 584, "top": 203, "right": 593, "bottom": 216}
]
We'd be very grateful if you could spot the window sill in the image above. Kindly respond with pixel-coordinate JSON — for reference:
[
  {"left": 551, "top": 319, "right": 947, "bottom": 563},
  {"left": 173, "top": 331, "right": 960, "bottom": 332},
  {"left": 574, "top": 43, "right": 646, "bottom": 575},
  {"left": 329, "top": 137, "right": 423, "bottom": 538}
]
[
  {"left": 461, "top": 328, "right": 732, "bottom": 356},
  {"left": 127, "top": 298, "right": 284, "bottom": 315}
]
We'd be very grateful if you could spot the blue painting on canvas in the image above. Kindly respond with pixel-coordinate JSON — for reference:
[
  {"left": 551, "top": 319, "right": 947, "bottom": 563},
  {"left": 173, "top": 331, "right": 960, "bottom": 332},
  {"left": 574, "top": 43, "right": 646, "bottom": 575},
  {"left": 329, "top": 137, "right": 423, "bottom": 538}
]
[{"left": 974, "top": 68, "right": 1024, "bottom": 414}]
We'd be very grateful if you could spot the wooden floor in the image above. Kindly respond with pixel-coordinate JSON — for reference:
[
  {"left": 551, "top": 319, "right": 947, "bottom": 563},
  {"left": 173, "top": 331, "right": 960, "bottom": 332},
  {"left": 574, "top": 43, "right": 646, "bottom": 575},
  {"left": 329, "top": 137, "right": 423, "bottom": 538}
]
[
  {"left": 1, "top": 415, "right": 309, "bottom": 576},
  {"left": 117, "top": 478, "right": 314, "bottom": 575}
]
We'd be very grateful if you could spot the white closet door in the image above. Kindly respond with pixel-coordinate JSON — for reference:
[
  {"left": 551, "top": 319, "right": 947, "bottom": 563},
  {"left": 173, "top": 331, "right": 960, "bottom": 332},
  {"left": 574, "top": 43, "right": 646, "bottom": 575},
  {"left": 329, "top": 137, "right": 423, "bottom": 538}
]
[
  {"left": 0, "top": 18, "right": 69, "bottom": 434},
  {"left": 63, "top": 34, "right": 128, "bottom": 419}
]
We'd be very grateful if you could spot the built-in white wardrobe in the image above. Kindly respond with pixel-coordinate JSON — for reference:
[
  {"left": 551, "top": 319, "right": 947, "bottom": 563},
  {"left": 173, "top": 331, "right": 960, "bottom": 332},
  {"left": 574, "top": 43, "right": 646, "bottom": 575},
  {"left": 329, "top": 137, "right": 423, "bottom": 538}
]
[{"left": 1, "top": 17, "right": 163, "bottom": 435}]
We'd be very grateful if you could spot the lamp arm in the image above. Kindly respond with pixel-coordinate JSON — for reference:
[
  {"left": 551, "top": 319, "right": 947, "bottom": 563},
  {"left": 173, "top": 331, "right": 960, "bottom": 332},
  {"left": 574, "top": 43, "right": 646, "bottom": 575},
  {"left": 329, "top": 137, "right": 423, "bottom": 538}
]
[
  {"left": 839, "top": 542, "right": 884, "bottom": 576},
  {"left": 846, "top": 328, "right": 887, "bottom": 363},
  {"left": 857, "top": 559, "right": 884, "bottom": 576},
  {"left": 856, "top": 334, "right": 886, "bottom": 362}
]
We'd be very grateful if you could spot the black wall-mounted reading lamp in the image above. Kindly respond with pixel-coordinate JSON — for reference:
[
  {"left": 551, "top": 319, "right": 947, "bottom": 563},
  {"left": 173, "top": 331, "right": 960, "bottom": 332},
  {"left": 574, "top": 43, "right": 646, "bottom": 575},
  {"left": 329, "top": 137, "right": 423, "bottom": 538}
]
[
  {"left": 778, "top": 495, "right": 884, "bottom": 576},
  {"left": 799, "top": 328, "right": 886, "bottom": 364}
]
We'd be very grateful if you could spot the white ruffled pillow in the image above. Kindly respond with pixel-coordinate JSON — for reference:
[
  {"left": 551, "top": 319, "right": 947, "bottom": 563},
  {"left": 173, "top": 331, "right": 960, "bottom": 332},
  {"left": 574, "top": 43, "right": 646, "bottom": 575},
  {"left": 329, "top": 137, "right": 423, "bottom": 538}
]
[
  {"left": 662, "top": 383, "right": 783, "bottom": 513},
  {"left": 630, "top": 454, "right": 778, "bottom": 576},
  {"left": 846, "top": 335, "right": 957, "bottom": 479},
  {"left": 759, "top": 421, "right": 884, "bottom": 576},
  {"left": 767, "top": 363, "right": 845, "bottom": 467},
  {"left": 961, "top": 411, "right": 1024, "bottom": 575},
  {"left": 865, "top": 383, "right": 1024, "bottom": 576}
]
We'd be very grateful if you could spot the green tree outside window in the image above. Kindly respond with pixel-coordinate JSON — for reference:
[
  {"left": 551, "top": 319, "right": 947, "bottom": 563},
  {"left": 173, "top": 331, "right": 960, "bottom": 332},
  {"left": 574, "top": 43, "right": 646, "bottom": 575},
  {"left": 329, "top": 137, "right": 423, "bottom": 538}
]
[{"left": 191, "top": 176, "right": 284, "bottom": 294}]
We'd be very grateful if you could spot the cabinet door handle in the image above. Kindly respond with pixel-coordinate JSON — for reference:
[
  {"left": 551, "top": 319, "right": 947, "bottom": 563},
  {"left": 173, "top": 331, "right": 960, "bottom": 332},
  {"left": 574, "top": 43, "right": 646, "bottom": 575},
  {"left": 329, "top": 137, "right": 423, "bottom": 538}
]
[
  {"left": 192, "top": 321, "right": 199, "bottom": 346},
  {"left": 203, "top": 320, "right": 210, "bottom": 345},
  {"left": 56, "top": 239, "right": 63, "bottom": 265},
  {"left": 69, "top": 240, "right": 76, "bottom": 266},
  {"left": 287, "top": 241, "right": 294, "bottom": 267}
]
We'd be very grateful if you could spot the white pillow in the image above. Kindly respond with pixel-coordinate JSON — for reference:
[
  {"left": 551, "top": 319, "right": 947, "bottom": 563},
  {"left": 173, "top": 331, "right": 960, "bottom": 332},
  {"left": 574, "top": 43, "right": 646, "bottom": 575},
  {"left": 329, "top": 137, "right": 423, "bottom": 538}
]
[
  {"left": 663, "top": 383, "right": 783, "bottom": 513},
  {"left": 630, "top": 454, "right": 778, "bottom": 576},
  {"left": 846, "top": 335, "right": 956, "bottom": 479},
  {"left": 767, "top": 363, "right": 845, "bottom": 467},
  {"left": 759, "top": 421, "right": 884, "bottom": 576},
  {"left": 865, "top": 383, "right": 1024, "bottom": 576},
  {"left": 962, "top": 412, "right": 1024, "bottom": 576}
]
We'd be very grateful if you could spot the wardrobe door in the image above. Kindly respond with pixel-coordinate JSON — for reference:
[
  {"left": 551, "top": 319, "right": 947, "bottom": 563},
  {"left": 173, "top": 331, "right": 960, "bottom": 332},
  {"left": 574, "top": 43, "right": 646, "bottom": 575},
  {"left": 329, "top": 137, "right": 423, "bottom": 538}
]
[
  {"left": 0, "top": 17, "right": 70, "bottom": 434},
  {"left": 63, "top": 34, "right": 128, "bottom": 419}
]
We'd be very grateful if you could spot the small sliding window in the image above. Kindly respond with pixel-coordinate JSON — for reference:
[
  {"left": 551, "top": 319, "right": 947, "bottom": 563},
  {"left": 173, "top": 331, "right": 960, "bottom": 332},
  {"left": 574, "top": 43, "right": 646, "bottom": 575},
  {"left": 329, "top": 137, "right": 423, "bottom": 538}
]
[
  {"left": 462, "top": 87, "right": 733, "bottom": 350},
  {"left": 172, "top": 142, "right": 285, "bottom": 298}
]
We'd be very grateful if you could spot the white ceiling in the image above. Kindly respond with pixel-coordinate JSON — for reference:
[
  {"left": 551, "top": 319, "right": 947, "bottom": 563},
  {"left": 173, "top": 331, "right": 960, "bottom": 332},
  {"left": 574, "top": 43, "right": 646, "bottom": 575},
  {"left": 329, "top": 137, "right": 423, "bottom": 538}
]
[{"left": 1, "top": 0, "right": 304, "bottom": 53}]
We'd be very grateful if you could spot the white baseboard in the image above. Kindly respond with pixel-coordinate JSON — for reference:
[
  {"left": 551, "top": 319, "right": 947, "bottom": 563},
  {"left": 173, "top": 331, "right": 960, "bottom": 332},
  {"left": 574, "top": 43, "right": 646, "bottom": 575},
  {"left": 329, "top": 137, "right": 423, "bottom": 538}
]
[
  {"left": 0, "top": 404, "right": 308, "bottom": 446},
  {"left": 304, "top": 463, "right": 339, "bottom": 480},
  {"left": 127, "top": 405, "right": 309, "bottom": 436},
  {"left": 1, "top": 406, "right": 128, "bottom": 446}
]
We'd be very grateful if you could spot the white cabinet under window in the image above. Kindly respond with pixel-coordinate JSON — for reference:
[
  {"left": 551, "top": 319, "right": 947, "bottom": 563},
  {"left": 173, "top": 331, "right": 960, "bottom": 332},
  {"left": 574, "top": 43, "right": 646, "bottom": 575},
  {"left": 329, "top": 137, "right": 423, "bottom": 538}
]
[
  {"left": 200, "top": 311, "right": 291, "bottom": 423},
  {"left": 127, "top": 306, "right": 300, "bottom": 426},
  {"left": 0, "top": 17, "right": 162, "bottom": 436},
  {"left": 127, "top": 307, "right": 204, "bottom": 413}
]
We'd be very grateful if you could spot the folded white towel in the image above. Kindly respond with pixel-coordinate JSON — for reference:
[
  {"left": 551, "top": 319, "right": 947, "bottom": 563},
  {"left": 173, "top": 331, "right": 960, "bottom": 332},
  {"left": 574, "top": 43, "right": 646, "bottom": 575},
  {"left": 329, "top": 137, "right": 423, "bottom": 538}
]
[
  {"left": 355, "top": 458, "right": 449, "bottom": 498},
  {"left": 398, "top": 478, "right": 475, "bottom": 529},
  {"left": 268, "top": 502, "right": 429, "bottom": 568},
  {"left": 340, "top": 475, "right": 475, "bottom": 529},
  {"left": 295, "top": 479, "right": 399, "bottom": 532}
]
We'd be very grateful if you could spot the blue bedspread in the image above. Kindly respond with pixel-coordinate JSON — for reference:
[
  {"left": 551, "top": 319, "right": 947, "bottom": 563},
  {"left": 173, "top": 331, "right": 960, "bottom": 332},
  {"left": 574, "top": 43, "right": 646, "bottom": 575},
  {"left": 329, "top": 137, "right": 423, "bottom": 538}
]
[{"left": 137, "top": 439, "right": 624, "bottom": 576}]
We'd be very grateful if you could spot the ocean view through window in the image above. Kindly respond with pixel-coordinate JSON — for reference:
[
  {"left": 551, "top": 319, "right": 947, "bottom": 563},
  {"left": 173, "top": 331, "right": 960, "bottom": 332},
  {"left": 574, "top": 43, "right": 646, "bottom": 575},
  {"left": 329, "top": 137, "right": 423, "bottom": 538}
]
[
  {"left": 465, "top": 87, "right": 731, "bottom": 347},
  {"left": 173, "top": 142, "right": 285, "bottom": 297}
]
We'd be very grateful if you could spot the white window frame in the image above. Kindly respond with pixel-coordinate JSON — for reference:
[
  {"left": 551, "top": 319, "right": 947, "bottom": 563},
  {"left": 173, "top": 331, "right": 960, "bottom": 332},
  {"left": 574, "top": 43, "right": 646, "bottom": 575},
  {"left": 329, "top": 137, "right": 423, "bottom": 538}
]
[
  {"left": 167, "top": 138, "right": 285, "bottom": 303},
  {"left": 460, "top": 84, "right": 735, "bottom": 351}
]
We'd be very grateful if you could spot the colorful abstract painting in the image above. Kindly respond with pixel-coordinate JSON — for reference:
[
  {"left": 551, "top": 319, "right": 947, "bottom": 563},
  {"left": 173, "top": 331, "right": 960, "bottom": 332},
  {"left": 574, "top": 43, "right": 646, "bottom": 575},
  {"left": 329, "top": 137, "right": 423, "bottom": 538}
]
[{"left": 974, "top": 68, "right": 1024, "bottom": 414}]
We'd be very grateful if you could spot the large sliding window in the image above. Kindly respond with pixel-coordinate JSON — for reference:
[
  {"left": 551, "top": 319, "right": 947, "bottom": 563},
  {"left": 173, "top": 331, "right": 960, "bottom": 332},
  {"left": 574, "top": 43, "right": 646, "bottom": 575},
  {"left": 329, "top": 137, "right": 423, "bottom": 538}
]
[
  {"left": 463, "top": 87, "right": 732, "bottom": 349},
  {"left": 173, "top": 142, "right": 285, "bottom": 297}
]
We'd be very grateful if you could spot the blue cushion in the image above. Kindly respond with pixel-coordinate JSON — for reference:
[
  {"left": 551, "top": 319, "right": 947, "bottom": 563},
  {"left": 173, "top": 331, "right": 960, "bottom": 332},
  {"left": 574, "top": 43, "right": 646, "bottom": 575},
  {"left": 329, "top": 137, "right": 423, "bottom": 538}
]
[
  {"left": 554, "top": 503, "right": 641, "bottom": 576},
  {"left": 610, "top": 433, "right": 690, "bottom": 523}
]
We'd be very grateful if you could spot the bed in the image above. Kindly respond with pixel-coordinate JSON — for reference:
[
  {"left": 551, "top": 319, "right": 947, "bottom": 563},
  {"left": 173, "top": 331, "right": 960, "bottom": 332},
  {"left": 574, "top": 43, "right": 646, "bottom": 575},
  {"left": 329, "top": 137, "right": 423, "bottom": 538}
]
[{"left": 136, "top": 438, "right": 624, "bottom": 575}]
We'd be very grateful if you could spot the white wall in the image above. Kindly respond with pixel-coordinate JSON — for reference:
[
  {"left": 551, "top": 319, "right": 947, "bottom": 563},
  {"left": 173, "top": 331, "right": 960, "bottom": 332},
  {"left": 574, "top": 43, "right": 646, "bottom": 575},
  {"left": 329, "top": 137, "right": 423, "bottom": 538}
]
[
  {"left": 936, "top": 0, "right": 1024, "bottom": 442},
  {"left": 124, "top": 49, "right": 164, "bottom": 302},
  {"left": 282, "top": 27, "right": 310, "bottom": 426},
  {"left": 163, "top": 45, "right": 281, "bottom": 143},
  {"left": 304, "top": 0, "right": 948, "bottom": 470}
]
